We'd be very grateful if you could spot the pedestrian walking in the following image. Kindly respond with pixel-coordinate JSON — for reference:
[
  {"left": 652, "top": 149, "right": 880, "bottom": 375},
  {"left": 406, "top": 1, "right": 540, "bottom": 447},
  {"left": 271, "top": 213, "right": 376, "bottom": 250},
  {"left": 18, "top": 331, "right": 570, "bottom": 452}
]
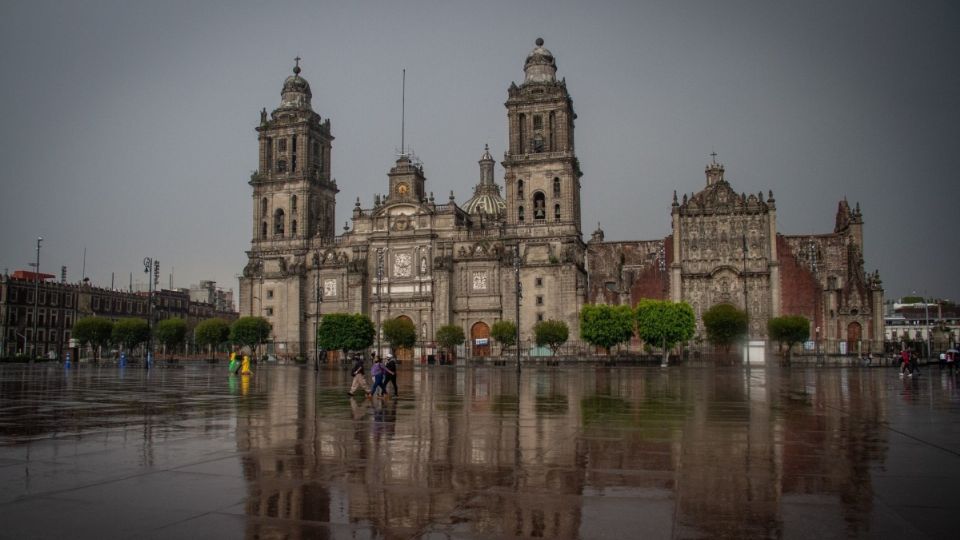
[
  {"left": 384, "top": 353, "right": 398, "bottom": 397},
  {"left": 348, "top": 354, "right": 368, "bottom": 396},
  {"left": 909, "top": 351, "right": 920, "bottom": 377},
  {"left": 899, "top": 349, "right": 911, "bottom": 377},
  {"left": 369, "top": 355, "right": 387, "bottom": 397}
]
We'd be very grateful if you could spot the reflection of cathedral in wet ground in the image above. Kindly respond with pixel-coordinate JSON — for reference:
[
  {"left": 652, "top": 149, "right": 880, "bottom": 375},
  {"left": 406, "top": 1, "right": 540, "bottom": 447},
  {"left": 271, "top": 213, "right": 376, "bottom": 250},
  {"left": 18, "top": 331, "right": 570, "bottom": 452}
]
[
  {"left": 239, "top": 40, "right": 883, "bottom": 358},
  {"left": 234, "top": 367, "right": 893, "bottom": 538}
]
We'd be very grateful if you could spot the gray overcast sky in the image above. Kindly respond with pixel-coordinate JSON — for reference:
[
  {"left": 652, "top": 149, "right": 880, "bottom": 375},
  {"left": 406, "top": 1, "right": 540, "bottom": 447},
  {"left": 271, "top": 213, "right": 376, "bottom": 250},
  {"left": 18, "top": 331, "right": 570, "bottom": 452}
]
[{"left": 1, "top": 0, "right": 957, "bottom": 302}]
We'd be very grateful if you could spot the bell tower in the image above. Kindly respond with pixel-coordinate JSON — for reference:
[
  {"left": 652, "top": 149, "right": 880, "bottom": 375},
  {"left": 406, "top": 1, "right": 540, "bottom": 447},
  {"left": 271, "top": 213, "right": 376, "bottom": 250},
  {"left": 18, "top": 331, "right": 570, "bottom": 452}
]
[
  {"left": 250, "top": 59, "right": 338, "bottom": 247},
  {"left": 502, "top": 38, "right": 582, "bottom": 236}
]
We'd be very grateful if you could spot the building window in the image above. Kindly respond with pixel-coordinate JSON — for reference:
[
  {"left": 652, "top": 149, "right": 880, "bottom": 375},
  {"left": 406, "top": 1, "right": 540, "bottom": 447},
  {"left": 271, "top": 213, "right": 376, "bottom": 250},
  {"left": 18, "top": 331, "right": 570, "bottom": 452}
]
[
  {"left": 536, "top": 313, "right": 544, "bottom": 322},
  {"left": 518, "top": 206, "right": 525, "bottom": 223},
  {"left": 267, "top": 290, "right": 274, "bottom": 299},
  {"left": 26, "top": 291, "right": 34, "bottom": 303},
  {"left": 533, "top": 134, "right": 544, "bottom": 153},
  {"left": 261, "top": 221, "right": 268, "bottom": 238},
  {"left": 51, "top": 312, "right": 57, "bottom": 326},
  {"left": 50, "top": 330, "right": 57, "bottom": 343},
  {"left": 549, "top": 111, "right": 556, "bottom": 151},
  {"left": 40, "top": 292, "right": 46, "bottom": 305},
  {"left": 265, "top": 307, "right": 274, "bottom": 316},
  {"left": 291, "top": 220, "right": 298, "bottom": 236},
  {"left": 517, "top": 179, "right": 524, "bottom": 198},
  {"left": 533, "top": 115, "right": 543, "bottom": 130},
  {"left": 277, "top": 160, "right": 287, "bottom": 173},
  {"left": 38, "top": 310, "right": 46, "bottom": 326},
  {"left": 536, "top": 295, "right": 544, "bottom": 306},
  {"left": 533, "top": 192, "right": 546, "bottom": 220},
  {"left": 518, "top": 114, "right": 526, "bottom": 153},
  {"left": 553, "top": 177, "right": 560, "bottom": 197},
  {"left": 66, "top": 293, "right": 72, "bottom": 307},
  {"left": 274, "top": 208, "right": 285, "bottom": 236},
  {"left": 535, "top": 277, "right": 543, "bottom": 287},
  {"left": 92, "top": 297, "right": 100, "bottom": 310},
  {"left": 37, "top": 330, "right": 44, "bottom": 343},
  {"left": 278, "top": 139, "right": 287, "bottom": 152},
  {"left": 261, "top": 198, "right": 268, "bottom": 216},
  {"left": 554, "top": 204, "right": 561, "bottom": 221},
  {"left": 291, "top": 195, "right": 298, "bottom": 212},
  {"left": 65, "top": 315, "right": 72, "bottom": 327}
]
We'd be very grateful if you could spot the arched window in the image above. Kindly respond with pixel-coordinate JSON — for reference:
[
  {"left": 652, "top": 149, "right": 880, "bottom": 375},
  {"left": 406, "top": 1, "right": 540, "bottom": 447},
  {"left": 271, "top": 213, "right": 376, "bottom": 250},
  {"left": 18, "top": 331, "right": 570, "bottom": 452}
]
[
  {"left": 518, "top": 205, "right": 525, "bottom": 223},
  {"left": 274, "top": 208, "right": 285, "bottom": 236},
  {"left": 291, "top": 195, "right": 298, "bottom": 212},
  {"left": 549, "top": 111, "right": 556, "bottom": 151},
  {"left": 533, "top": 134, "right": 544, "bottom": 153},
  {"left": 517, "top": 179, "right": 524, "bottom": 199},
  {"left": 277, "top": 159, "right": 287, "bottom": 173},
  {"left": 291, "top": 220, "right": 298, "bottom": 236},
  {"left": 261, "top": 221, "right": 267, "bottom": 238},
  {"left": 533, "top": 192, "right": 546, "bottom": 221},
  {"left": 553, "top": 177, "right": 560, "bottom": 197},
  {"left": 554, "top": 204, "right": 561, "bottom": 221},
  {"left": 518, "top": 114, "right": 526, "bottom": 153},
  {"left": 261, "top": 198, "right": 268, "bottom": 216}
]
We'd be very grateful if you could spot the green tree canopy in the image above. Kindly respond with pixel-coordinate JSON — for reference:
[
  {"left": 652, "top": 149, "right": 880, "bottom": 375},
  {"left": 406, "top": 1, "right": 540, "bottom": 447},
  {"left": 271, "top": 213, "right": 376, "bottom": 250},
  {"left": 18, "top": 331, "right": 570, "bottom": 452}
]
[
  {"left": 767, "top": 315, "right": 810, "bottom": 363},
  {"left": 316, "top": 313, "right": 375, "bottom": 355},
  {"left": 490, "top": 320, "right": 517, "bottom": 355},
  {"left": 155, "top": 318, "right": 187, "bottom": 352},
  {"left": 383, "top": 317, "right": 417, "bottom": 351},
  {"left": 436, "top": 324, "right": 465, "bottom": 355},
  {"left": 635, "top": 299, "right": 696, "bottom": 364},
  {"left": 112, "top": 318, "right": 150, "bottom": 352},
  {"left": 702, "top": 304, "right": 748, "bottom": 356},
  {"left": 194, "top": 318, "right": 231, "bottom": 353},
  {"left": 580, "top": 304, "right": 635, "bottom": 354},
  {"left": 534, "top": 319, "right": 569, "bottom": 356},
  {"left": 72, "top": 317, "right": 114, "bottom": 360},
  {"left": 230, "top": 316, "right": 272, "bottom": 350}
]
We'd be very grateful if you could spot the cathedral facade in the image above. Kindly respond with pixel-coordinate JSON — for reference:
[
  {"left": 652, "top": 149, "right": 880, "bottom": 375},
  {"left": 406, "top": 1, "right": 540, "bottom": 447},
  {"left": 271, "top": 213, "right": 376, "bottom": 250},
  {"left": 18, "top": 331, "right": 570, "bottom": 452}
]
[
  {"left": 239, "top": 40, "right": 884, "bottom": 359},
  {"left": 240, "top": 40, "right": 586, "bottom": 359}
]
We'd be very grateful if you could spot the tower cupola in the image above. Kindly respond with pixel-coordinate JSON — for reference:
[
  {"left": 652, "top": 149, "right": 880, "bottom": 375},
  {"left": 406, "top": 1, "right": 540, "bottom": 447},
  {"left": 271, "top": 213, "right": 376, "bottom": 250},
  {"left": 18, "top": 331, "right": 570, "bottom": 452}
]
[
  {"left": 278, "top": 58, "right": 312, "bottom": 111},
  {"left": 523, "top": 38, "right": 557, "bottom": 84}
]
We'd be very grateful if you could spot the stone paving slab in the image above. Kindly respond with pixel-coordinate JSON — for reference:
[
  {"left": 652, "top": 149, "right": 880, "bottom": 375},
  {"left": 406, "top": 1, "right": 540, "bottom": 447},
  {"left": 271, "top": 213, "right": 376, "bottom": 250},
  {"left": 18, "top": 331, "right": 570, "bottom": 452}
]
[{"left": 0, "top": 363, "right": 958, "bottom": 539}]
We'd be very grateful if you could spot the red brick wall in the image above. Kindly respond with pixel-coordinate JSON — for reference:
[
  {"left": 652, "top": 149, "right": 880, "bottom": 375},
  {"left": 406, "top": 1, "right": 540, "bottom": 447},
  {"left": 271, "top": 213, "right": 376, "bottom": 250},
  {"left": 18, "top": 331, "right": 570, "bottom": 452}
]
[{"left": 777, "top": 235, "right": 820, "bottom": 328}]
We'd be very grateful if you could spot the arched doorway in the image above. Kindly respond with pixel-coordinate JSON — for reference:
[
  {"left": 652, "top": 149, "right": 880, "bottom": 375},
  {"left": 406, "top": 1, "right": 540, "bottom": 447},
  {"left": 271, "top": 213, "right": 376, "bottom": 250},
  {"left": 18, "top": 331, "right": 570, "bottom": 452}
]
[
  {"left": 847, "top": 322, "right": 862, "bottom": 355},
  {"left": 471, "top": 322, "right": 491, "bottom": 357},
  {"left": 394, "top": 315, "right": 414, "bottom": 363}
]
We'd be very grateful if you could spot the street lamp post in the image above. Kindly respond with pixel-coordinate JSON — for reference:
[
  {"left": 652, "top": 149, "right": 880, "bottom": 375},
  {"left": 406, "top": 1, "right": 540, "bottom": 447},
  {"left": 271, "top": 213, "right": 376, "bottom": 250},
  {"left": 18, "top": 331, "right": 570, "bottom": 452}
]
[
  {"left": 314, "top": 261, "right": 323, "bottom": 371},
  {"left": 513, "top": 249, "right": 522, "bottom": 373},
  {"left": 742, "top": 235, "right": 750, "bottom": 369},
  {"left": 143, "top": 257, "right": 158, "bottom": 368},
  {"left": 376, "top": 248, "right": 384, "bottom": 359},
  {"left": 30, "top": 236, "right": 42, "bottom": 362}
]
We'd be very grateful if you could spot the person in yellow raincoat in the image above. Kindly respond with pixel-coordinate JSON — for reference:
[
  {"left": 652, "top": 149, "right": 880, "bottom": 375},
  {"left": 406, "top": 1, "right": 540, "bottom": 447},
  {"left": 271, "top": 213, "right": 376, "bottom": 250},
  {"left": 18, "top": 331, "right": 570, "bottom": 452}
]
[
  {"left": 241, "top": 354, "right": 253, "bottom": 375},
  {"left": 228, "top": 352, "right": 239, "bottom": 374}
]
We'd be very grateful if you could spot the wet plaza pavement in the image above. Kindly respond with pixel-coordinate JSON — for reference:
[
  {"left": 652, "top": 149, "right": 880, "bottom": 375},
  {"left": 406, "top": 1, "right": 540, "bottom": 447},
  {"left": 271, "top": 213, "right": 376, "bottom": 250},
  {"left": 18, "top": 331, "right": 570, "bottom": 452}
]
[{"left": 0, "top": 362, "right": 958, "bottom": 539}]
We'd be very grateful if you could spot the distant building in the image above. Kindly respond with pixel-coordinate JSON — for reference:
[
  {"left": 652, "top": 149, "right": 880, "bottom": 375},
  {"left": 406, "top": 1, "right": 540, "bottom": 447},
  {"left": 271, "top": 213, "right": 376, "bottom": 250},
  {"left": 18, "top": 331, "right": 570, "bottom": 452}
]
[
  {"left": 884, "top": 301, "right": 958, "bottom": 352},
  {"left": 1, "top": 272, "right": 238, "bottom": 358},
  {"left": 188, "top": 280, "right": 235, "bottom": 312}
]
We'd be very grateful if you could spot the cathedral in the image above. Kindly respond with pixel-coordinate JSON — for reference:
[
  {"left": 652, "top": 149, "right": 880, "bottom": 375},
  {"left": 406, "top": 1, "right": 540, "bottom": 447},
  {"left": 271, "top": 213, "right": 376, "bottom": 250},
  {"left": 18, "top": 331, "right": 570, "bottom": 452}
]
[{"left": 239, "top": 39, "right": 884, "bottom": 359}]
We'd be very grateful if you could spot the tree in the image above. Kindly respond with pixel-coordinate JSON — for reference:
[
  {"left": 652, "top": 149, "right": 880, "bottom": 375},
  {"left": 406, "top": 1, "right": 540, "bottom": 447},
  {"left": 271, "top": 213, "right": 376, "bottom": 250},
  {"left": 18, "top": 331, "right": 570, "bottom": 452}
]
[
  {"left": 635, "top": 299, "right": 696, "bottom": 365},
  {"left": 383, "top": 317, "right": 417, "bottom": 352},
  {"left": 534, "top": 319, "right": 569, "bottom": 356},
  {"left": 580, "top": 304, "right": 635, "bottom": 355},
  {"left": 194, "top": 318, "right": 230, "bottom": 355},
  {"left": 490, "top": 320, "right": 517, "bottom": 355},
  {"left": 436, "top": 324, "right": 465, "bottom": 358},
  {"left": 155, "top": 318, "right": 187, "bottom": 356},
  {"left": 112, "top": 318, "right": 150, "bottom": 353},
  {"left": 702, "top": 304, "right": 748, "bottom": 358},
  {"left": 316, "top": 313, "right": 375, "bottom": 357},
  {"left": 767, "top": 315, "right": 809, "bottom": 364},
  {"left": 230, "top": 316, "right": 272, "bottom": 352},
  {"left": 72, "top": 317, "right": 113, "bottom": 360}
]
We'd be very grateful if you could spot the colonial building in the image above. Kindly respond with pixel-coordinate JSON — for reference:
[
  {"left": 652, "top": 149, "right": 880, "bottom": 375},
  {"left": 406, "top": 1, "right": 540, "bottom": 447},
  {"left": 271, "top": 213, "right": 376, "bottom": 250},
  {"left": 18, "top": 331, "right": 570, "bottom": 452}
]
[
  {"left": 0, "top": 271, "right": 237, "bottom": 358},
  {"left": 239, "top": 40, "right": 884, "bottom": 359},
  {"left": 586, "top": 158, "right": 885, "bottom": 354}
]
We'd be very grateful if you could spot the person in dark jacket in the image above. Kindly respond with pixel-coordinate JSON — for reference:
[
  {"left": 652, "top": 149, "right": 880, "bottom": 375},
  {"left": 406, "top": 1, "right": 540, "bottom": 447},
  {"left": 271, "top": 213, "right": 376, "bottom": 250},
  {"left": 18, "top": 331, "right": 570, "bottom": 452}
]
[
  {"left": 384, "top": 353, "right": 398, "bottom": 397},
  {"left": 348, "top": 354, "right": 368, "bottom": 396}
]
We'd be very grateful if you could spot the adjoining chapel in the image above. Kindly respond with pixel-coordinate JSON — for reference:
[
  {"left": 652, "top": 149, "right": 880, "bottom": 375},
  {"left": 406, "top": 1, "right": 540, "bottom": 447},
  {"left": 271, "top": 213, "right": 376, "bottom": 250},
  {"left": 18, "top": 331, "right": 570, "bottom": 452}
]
[{"left": 239, "top": 40, "right": 884, "bottom": 359}]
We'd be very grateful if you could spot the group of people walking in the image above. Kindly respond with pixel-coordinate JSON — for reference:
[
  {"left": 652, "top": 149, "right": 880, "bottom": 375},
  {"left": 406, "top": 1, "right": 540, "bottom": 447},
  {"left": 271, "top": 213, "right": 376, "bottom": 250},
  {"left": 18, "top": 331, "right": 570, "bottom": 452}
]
[{"left": 348, "top": 352, "right": 399, "bottom": 398}]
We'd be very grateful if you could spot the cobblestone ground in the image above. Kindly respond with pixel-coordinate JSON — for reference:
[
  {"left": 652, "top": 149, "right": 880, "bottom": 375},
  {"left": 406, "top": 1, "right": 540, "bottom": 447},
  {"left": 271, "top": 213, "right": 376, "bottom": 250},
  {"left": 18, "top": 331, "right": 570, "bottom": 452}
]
[{"left": 0, "top": 362, "right": 958, "bottom": 539}]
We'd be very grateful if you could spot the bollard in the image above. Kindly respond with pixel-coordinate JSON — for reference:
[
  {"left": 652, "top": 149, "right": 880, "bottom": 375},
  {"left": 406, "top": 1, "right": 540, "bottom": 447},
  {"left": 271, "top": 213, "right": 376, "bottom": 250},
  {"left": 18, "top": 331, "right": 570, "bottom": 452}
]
[
  {"left": 65, "top": 352, "right": 71, "bottom": 369},
  {"left": 119, "top": 352, "right": 127, "bottom": 367}
]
